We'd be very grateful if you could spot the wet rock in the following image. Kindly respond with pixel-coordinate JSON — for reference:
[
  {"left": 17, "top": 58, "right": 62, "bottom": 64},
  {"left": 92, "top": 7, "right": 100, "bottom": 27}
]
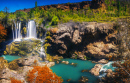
[
  {"left": 56, "top": 61, "right": 59, "bottom": 64},
  {"left": 90, "top": 64, "right": 102, "bottom": 76},
  {"left": 67, "top": 79, "right": 71, "bottom": 82},
  {"left": 47, "top": 62, "right": 55, "bottom": 67},
  {"left": 92, "top": 61, "right": 98, "bottom": 63},
  {"left": 106, "top": 69, "right": 113, "bottom": 73},
  {"left": 106, "top": 69, "right": 115, "bottom": 78},
  {"left": 98, "top": 59, "right": 108, "bottom": 64},
  {"left": 61, "top": 61, "right": 69, "bottom": 64},
  {"left": 78, "top": 76, "right": 88, "bottom": 83},
  {"left": 81, "top": 69, "right": 89, "bottom": 72},
  {"left": 70, "top": 63, "right": 77, "bottom": 66}
]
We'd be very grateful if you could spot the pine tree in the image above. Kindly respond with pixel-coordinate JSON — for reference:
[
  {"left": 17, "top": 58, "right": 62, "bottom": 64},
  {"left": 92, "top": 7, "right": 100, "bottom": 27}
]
[{"left": 35, "top": 1, "right": 37, "bottom": 8}]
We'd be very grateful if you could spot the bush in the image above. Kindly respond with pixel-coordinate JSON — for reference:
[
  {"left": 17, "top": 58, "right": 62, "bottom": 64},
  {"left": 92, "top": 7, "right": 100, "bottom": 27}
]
[
  {"left": 0, "top": 24, "right": 7, "bottom": 42},
  {"left": 27, "top": 65, "right": 63, "bottom": 83},
  {"left": 10, "top": 77, "right": 23, "bottom": 83},
  {"left": 8, "top": 60, "right": 19, "bottom": 70},
  {"left": 51, "top": 16, "right": 59, "bottom": 25}
]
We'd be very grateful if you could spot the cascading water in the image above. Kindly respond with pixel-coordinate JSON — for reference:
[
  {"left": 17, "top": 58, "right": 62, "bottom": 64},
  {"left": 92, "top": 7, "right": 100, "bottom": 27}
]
[
  {"left": 98, "top": 61, "right": 116, "bottom": 82},
  {"left": 12, "top": 21, "right": 22, "bottom": 41},
  {"left": 11, "top": 20, "right": 46, "bottom": 60},
  {"left": 12, "top": 20, "right": 37, "bottom": 41},
  {"left": 27, "top": 20, "right": 37, "bottom": 38}
]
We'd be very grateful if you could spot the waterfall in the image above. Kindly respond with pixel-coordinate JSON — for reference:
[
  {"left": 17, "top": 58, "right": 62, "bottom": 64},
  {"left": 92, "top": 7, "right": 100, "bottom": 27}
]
[
  {"left": 27, "top": 20, "right": 37, "bottom": 38},
  {"left": 12, "top": 21, "right": 22, "bottom": 41},
  {"left": 12, "top": 26, "right": 14, "bottom": 40},
  {"left": 12, "top": 20, "right": 37, "bottom": 41}
]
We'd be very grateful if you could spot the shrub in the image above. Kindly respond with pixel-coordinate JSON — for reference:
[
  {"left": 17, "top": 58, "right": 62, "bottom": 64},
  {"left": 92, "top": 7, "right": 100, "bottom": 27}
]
[
  {"left": 10, "top": 77, "right": 23, "bottom": 83},
  {"left": 51, "top": 16, "right": 59, "bottom": 25},
  {"left": 8, "top": 60, "right": 19, "bottom": 70},
  {"left": 0, "top": 24, "right": 7, "bottom": 42},
  {"left": 27, "top": 65, "right": 63, "bottom": 83}
]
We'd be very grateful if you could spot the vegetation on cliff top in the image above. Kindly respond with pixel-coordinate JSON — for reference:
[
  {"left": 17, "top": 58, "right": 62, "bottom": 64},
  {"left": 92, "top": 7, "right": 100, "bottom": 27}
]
[{"left": 0, "top": 0, "right": 129, "bottom": 28}]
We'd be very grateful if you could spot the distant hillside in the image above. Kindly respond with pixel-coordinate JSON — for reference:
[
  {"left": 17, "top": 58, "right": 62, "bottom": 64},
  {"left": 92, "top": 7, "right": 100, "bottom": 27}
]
[{"left": 15, "top": 0, "right": 105, "bottom": 12}]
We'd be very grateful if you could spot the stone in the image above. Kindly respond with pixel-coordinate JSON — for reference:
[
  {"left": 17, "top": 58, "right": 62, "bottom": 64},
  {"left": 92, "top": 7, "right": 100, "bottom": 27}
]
[
  {"left": 72, "top": 30, "right": 82, "bottom": 44},
  {"left": 67, "top": 79, "right": 71, "bottom": 82},
  {"left": 106, "top": 69, "right": 115, "bottom": 78},
  {"left": 86, "top": 42, "right": 117, "bottom": 59},
  {"left": 81, "top": 69, "right": 88, "bottom": 72},
  {"left": 78, "top": 76, "right": 88, "bottom": 83},
  {"left": 70, "top": 63, "right": 77, "bottom": 66},
  {"left": 90, "top": 64, "right": 102, "bottom": 76},
  {"left": 98, "top": 59, "right": 108, "bottom": 64},
  {"left": 56, "top": 61, "right": 59, "bottom": 64},
  {"left": 47, "top": 62, "right": 55, "bottom": 67},
  {"left": 106, "top": 69, "right": 113, "bottom": 73},
  {"left": 61, "top": 61, "right": 69, "bottom": 64}
]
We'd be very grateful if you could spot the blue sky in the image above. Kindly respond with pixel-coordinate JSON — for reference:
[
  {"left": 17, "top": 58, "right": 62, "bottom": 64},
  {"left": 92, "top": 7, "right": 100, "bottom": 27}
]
[{"left": 0, "top": 0, "right": 91, "bottom": 12}]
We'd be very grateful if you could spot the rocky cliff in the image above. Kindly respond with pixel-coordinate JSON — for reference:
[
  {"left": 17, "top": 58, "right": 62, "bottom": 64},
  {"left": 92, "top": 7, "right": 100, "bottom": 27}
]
[{"left": 45, "top": 22, "right": 119, "bottom": 60}]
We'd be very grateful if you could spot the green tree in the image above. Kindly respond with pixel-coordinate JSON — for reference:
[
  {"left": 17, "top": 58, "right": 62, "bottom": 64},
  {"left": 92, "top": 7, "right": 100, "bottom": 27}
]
[
  {"left": 51, "top": 16, "right": 59, "bottom": 25},
  {"left": 35, "top": 1, "right": 37, "bottom": 8},
  {"left": 0, "top": 11, "right": 6, "bottom": 21},
  {"left": 16, "top": 11, "right": 28, "bottom": 21}
]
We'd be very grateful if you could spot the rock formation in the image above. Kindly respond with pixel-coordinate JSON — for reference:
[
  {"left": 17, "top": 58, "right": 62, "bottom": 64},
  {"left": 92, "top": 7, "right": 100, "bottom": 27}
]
[
  {"left": 90, "top": 64, "right": 102, "bottom": 76},
  {"left": 47, "top": 22, "right": 118, "bottom": 59}
]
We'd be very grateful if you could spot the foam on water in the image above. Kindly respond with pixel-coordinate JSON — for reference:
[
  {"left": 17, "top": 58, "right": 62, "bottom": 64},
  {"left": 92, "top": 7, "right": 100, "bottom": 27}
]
[{"left": 98, "top": 61, "right": 116, "bottom": 78}]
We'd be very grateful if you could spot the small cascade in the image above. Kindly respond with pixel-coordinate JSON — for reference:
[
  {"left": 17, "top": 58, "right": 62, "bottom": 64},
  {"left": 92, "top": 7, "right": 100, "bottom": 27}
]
[
  {"left": 27, "top": 20, "right": 37, "bottom": 38},
  {"left": 99, "top": 62, "right": 116, "bottom": 72},
  {"left": 12, "top": 21, "right": 22, "bottom": 41},
  {"left": 98, "top": 61, "right": 116, "bottom": 80},
  {"left": 40, "top": 43, "right": 46, "bottom": 57}
]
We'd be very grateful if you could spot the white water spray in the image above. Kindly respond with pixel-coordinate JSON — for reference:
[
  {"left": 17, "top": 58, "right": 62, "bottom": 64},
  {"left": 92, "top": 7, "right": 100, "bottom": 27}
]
[{"left": 27, "top": 20, "right": 37, "bottom": 38}]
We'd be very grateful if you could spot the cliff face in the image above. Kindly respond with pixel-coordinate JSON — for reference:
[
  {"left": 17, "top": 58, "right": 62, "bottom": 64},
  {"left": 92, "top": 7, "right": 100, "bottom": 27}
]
[
  {"left": 16, "top": 0, "right": 105, "bottom": 12},
  {"left": 46, "top": 22, "right": 119, "bottom": 60},
  {"left": 45, "top": 17, "right": 130, "bottom": 60}
]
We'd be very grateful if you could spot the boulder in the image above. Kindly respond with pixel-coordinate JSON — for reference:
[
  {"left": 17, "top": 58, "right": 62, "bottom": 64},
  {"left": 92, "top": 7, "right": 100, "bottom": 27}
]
[
  {"left": 47, "top": 62, "right": 55, "bottom": 67},
  {"left": 78, "top": 76, "right": 88, "bottom": 83},
  {"left": 90, "top": 64, "right": 102, "bottom": 76},
  {"left": 106, "top": 69, "right": 115, "bottom": 78},
  {"left": 98, "top": 59, "right": 108, "bottom": 64},
  {"left": 62, "top": 61, "right": 69, "bottom": 64}
]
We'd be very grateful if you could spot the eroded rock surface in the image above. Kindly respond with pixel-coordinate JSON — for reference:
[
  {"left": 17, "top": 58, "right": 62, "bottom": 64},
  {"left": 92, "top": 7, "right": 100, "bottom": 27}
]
[
  {"left": 98, "top": 59, "right": 108, "bottom": 64},
  {"left": 90, "top": 64, "right": 102, "bottom": 76},
  {"left": 47, "top": 22, "right": 118, "bottom": 59}
]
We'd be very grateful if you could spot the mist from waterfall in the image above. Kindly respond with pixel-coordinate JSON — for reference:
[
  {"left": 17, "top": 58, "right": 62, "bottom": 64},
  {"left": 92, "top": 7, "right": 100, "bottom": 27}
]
[{"left": 27, "top": 20, "right": 37, "bottom": 38}]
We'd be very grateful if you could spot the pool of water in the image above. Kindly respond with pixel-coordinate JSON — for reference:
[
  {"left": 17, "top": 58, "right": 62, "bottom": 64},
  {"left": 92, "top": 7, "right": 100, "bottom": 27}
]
[
  {"left": 1, "top": 55, "right": 21, "bottom": 62},
  {"left": 51, "top": 59, "right": 98, "bottom": 83}
]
